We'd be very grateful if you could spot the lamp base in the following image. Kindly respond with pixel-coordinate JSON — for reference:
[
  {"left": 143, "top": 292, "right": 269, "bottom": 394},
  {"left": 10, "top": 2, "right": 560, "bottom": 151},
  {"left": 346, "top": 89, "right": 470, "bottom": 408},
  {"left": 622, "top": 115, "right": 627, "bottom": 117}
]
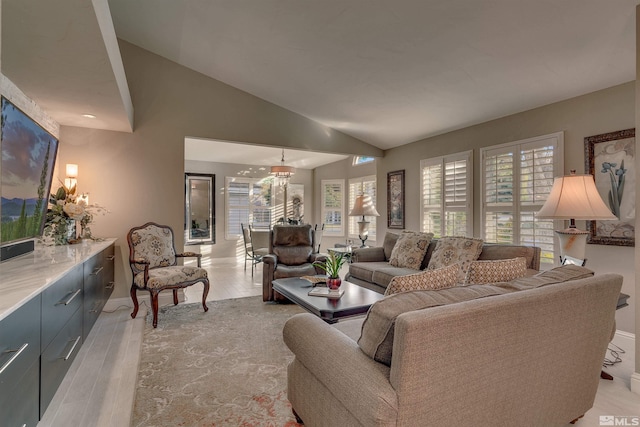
[
  {"left": 555, "top": 228, "right": 589, "bottom": 262},
  {"left": 357, "top": 234, "right": 368, "bottom": 248}
]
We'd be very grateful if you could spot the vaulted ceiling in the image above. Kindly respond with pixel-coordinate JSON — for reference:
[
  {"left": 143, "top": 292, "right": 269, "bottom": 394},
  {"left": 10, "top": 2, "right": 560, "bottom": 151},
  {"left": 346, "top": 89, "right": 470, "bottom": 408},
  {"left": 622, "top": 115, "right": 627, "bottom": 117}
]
[{"left": 2, "top": 0, "right": 638, "bottom": 152}]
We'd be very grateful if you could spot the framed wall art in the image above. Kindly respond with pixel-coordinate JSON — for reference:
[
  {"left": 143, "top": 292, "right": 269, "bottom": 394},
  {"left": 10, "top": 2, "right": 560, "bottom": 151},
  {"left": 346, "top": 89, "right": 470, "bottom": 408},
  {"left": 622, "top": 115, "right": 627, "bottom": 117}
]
[
  {"left": 387, "top": 170, "right": 405, "bottom": 229},
  {"left": 584, "top": 128, "right": 635, "bottom": 246}
]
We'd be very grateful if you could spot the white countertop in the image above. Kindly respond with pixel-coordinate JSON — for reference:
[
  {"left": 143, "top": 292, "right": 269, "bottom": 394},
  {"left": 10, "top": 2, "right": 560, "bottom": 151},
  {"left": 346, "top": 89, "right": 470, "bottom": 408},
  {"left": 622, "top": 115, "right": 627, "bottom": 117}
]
[{"left": 0, "top": 238, "right": 116, "bottom": 322}]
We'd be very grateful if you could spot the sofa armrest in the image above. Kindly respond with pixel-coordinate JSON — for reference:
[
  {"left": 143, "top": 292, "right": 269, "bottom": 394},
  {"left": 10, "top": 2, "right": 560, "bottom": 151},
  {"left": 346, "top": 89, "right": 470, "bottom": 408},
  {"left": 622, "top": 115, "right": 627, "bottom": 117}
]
[
  {"left": 310, "top": 253, "right": 327, "bottom": 274},
  {"left": 283, "top": 313, "right": 398, "bottom": 424},
  {"left": 352, "top": 246, "right": 386, "bottom": 263}
]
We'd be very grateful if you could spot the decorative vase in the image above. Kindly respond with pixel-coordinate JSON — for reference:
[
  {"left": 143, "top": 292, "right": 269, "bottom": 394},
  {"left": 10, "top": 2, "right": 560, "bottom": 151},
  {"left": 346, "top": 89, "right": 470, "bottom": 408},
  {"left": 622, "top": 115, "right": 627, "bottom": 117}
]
[{"left": 327, "top": 277, "right": 342, "bottom": 290}]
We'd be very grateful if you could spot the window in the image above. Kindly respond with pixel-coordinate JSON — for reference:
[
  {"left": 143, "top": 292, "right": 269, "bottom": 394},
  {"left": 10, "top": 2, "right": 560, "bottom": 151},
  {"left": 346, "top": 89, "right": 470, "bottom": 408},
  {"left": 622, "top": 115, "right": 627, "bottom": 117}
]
[
  {"left": 353, "top": 156, "right": 375, "bottom": 165},
  {"left": 321, "top": 179, "right": 345, "bottom": 236},
  {"left": 420, "top": 151, "right": 473, "bottom": 238},
  {"left": 225, "top": 177, "right": 272, "bottom": 238},
  {"left": 348, "top": 175, "right": 377, "bottom": 241},
  {"left": 481, "top": 132, "right": 564, "bottom": 266}
]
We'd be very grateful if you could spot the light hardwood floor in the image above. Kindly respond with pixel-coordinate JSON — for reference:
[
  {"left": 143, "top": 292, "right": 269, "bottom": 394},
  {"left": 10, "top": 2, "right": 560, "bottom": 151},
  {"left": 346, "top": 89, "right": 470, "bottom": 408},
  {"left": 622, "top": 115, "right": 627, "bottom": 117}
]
[{"left": 38, "top": 258, "right": 640, "bottom": 426}]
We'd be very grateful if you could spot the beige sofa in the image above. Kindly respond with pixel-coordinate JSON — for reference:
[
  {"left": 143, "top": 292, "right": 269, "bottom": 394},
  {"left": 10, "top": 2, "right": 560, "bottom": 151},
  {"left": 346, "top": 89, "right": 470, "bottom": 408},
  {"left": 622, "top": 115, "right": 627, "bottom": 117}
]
[
  {"left": 284, "top": 266, "right": 622, "bottom": 426},
  {"left": 346, "top": 232, "right": 541, "bottom": 293}
]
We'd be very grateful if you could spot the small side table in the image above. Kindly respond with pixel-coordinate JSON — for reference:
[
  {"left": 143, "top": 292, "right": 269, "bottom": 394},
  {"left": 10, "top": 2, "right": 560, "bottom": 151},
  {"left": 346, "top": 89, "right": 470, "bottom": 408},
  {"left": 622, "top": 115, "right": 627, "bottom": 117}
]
[{"left": 327, "top": 246, "right": 353, "bottom": 263}]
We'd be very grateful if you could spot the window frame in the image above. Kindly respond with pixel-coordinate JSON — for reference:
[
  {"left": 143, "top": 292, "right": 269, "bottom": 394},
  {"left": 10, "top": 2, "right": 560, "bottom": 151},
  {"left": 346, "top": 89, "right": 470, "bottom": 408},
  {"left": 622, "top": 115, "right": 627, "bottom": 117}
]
[
  {"left": 480, "top": 132, "right": 564, "bottom": 266},
  {"left": 420, "top": 150, "right": 473, "bottom": 238},
  {"left": 224, "top": 176, "right": 273, "bottom": 239},
  {"left": 321, "top": 179, "right": 345, "bottom": 237}
]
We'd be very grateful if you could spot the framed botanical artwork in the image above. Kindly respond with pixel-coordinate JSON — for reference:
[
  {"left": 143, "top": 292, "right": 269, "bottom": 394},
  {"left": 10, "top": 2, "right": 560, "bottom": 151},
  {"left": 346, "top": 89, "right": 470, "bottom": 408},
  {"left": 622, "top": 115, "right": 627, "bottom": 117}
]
[
  {"left": 584, "top": 128, "right": 635, "bottom": 246},
  {"left": 387, "top": 170, "right": 405, "bottom": 229}
]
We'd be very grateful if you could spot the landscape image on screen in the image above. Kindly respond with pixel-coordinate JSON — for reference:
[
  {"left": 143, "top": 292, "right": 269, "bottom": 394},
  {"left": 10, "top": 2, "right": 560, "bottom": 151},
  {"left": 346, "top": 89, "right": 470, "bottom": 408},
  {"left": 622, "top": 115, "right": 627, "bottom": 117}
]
[{"left": 1, "top": 97, "right": 58, "bottom": 244}]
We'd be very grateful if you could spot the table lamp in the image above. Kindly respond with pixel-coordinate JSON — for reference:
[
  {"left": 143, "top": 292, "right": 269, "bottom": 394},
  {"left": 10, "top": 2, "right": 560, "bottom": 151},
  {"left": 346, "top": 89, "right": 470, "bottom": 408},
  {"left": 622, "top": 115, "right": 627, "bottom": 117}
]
[
  {"left": 348, "top": 194, "right": 380, "bottom": 247},
  {"left": 536, "top": 170, "right": 616, "bottom": 264}
]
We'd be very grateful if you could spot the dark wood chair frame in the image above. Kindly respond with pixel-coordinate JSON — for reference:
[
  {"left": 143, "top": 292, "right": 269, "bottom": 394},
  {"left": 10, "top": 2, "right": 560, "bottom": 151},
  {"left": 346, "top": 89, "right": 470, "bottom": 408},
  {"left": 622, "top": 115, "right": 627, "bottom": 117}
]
[{"left": 127, "top": 222, "right": 210, "bottom": 328}]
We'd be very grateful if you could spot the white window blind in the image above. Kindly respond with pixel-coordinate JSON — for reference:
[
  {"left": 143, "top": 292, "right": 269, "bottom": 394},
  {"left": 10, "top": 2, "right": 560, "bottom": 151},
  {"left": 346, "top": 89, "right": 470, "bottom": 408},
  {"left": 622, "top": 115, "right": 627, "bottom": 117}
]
[
  {"left": 348, "top": 176, "right": 377, "bottom": 241},
  {"left": 420, "top": 151, "right": 472, "bottom": 238},
  {"left": 481, "top": 132, "right": 563, "bottom": 266},
  {"left": 225, "top": 177, "right": 273, "bottom": 238},
  {"left": 321, "top": 179, "right": 345, "bottom": 236}
]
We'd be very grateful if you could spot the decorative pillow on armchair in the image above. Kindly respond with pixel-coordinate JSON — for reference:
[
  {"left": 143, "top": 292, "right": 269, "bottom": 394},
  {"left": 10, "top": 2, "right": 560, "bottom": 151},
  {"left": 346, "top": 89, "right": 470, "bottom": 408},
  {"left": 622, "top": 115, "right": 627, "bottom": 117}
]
[
  {"left": 464, "top": 257, "right": 528, "bottom": 285},
  {"left": 388, "top": 231, "right": 434, "bottom": 270},
  {"left": 427, "top": 236, "right": 484, "bottom": 279},
  {"left": 384, "top": 263, "right": 459, "bottom": 295}
]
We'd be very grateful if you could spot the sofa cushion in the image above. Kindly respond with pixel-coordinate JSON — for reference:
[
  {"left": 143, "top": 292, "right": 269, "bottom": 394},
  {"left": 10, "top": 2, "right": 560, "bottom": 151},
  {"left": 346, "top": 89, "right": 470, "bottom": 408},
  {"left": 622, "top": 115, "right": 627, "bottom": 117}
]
[
  {"left": 477, "top": 243, "right": 539, "bottom": 270},
  {"left": 384, "top": 263, "right": 459, "bottom": 295},
  {"left": 358, "top": 264, "right": 593, "bottom": 366},
  {"left": 464, "top": 257, "right": 527, "bottom": 285},
  {"left": 382, "top": 232, "right": 400, "bottom": 260},
  {"left": 493, "top": 264, "right": 595, "bottom": 292},
  {"left": 427, "top": 236, "right": 483, "bottom": 279},
  {"left": 358, "top": 285, "right": 508, "bottom": 366},
  {"left": 389, "top": 231, "right": 434, "bottom": 270},
  {"left": 349, "top": 261, "right": 390, "bottom": 284}
]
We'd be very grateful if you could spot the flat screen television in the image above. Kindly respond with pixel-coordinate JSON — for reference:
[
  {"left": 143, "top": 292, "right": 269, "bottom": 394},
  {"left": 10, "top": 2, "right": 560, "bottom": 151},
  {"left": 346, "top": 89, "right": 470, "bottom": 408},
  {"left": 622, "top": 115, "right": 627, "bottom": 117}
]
[{"left": 1, "top": 96, "right": 59, "bottom": 260}]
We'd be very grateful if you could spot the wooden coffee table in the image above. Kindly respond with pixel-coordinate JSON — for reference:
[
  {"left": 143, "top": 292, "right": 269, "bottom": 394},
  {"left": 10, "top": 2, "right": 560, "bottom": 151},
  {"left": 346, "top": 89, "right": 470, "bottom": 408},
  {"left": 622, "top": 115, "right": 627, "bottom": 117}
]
[{"left": 272, "top": 277, "right": 383, "bottom": 323}]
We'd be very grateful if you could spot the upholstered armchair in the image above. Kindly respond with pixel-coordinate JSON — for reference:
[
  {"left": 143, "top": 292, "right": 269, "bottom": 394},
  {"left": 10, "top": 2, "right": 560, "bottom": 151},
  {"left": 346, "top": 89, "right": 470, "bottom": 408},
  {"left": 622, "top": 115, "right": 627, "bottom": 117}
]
[
  {"left": 127, "top": 222, "right": 210, "bottom": 328},
  {"left": 262, "top": 224, "right": 326, "bottom": 302}
]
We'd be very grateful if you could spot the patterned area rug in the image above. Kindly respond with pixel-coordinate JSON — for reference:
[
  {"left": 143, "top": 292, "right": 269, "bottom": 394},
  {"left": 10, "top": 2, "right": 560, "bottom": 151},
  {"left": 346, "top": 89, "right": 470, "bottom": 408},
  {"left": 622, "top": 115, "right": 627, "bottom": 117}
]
[{"left": 132, "top": 297, "right": 305, "bottom": 426}]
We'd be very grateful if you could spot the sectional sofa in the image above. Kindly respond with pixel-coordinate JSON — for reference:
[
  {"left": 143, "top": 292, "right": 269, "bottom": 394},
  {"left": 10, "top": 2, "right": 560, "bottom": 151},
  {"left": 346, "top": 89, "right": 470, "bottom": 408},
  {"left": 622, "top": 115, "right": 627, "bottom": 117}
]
[{"left": 284, "top": 265, "right": 622, "bottom": 426}]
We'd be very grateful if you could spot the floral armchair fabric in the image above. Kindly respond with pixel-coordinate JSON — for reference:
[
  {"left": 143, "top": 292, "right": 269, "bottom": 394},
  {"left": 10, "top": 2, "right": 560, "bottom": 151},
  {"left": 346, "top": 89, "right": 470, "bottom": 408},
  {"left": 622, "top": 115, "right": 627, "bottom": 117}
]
[{"left": 127, "top": 222, "right": 210, "bottom": 328}]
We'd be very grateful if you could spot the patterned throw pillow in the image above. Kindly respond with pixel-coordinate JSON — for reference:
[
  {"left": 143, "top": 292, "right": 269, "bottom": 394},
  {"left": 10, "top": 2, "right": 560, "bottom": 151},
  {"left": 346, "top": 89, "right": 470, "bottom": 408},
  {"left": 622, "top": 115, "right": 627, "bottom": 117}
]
[
  {"left": 464, "top": 257, "right": 528, "bottom": 285},
  {"left": 388, "top": 231, "right": 434, "bottom": 270},
  {"left": 384, "top": 263, "right": 460, "bottom": 295},
  {"left": 427, "top": 236, "right": 484, "bottom": 280}
]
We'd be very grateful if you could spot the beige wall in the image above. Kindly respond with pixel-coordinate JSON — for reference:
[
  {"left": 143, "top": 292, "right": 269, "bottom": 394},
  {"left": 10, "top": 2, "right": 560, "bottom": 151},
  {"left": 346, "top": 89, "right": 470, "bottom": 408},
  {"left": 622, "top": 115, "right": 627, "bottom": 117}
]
[
  {"left": 57, "top": 41, "right": 382, "bottom": 299},
  {"left": 184, "top": 158, "right": 313, "bottom": 259},
  {"left": 376, "top": 81, "right": 636, "bottom": 333}
]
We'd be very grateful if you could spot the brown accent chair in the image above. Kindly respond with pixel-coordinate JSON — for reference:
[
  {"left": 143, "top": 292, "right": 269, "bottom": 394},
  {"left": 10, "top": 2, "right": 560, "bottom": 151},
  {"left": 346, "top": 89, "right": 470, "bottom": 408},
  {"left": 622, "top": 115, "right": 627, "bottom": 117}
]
[
  {"left": 262, "top": 224, "right": 326, "bottom": 301},
  {"left": 127, "top": 222, "right": 209, "bottom": 328}
]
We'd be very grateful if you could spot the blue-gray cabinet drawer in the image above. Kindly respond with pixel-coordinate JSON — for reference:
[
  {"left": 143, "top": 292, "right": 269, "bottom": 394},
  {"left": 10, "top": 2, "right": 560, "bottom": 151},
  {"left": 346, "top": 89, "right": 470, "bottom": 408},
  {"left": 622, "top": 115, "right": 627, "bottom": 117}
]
[
  {"left": 0, "top": 295, "right": 41, "bottom": 426},
  {"left": 0, "top": 357, "right": 39, "bottom": 427},
  {"left": 40, "top": 307, "right": 83, "bottom": 417},
  {"left": 41, "top": 264, "right": 83, "bottom": 350}
]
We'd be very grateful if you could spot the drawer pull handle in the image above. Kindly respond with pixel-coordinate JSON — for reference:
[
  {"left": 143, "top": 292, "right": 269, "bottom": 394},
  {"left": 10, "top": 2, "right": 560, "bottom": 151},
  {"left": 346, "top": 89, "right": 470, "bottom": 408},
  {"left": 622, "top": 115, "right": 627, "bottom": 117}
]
[
  {"left": 106, "top": 282, "right": 115, "bottom": 289},
  {"left": 91, "top": 266, "right": 104, "bottom": 276},
  {"left": 107, "top": 255, "right": 115, "bottom": 261},
  {"left": 62, "top": 336, "right": 81, "bottom": 361},
  {"left": 57, "top": 289, "right": 81, "bottom": 306},
  {"left": 0, "top": 343, "right": 28, "bottom": 375}
]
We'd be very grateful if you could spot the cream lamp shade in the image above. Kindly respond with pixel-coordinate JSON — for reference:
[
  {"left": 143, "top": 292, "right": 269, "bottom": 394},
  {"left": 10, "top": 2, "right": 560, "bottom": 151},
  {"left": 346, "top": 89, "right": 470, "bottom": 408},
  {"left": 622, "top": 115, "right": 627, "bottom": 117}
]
[
  {"left": 65, "top": 163, "right": 78, "bottom": 190},
  {"left": 349, "top": 194, "right": 380, "bottom": 247},
  {"left": 536, "top": 172, "right": 616, "bottom": 261}
]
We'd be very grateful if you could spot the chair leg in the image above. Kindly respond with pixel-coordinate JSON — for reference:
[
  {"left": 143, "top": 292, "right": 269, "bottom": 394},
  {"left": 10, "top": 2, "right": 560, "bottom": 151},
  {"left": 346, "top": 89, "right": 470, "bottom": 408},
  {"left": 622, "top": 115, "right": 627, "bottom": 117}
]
[
  {"left": 130, "top": 285, "right": 139, "bottom": 319},
  {"left": 172, "top": 289, "right": 179, "bottom": 305},
  {"left": 150, "top": 290, "right": 160, "bottom": 328},
  {"left": 244, "top": 255, "right": 247, "bottom": 271},
  {"left": 292, "top": 408, "right": 303, "bottom": 424},
  {"left": 202, "top": 279, "right": 210, "bottom": 312}
]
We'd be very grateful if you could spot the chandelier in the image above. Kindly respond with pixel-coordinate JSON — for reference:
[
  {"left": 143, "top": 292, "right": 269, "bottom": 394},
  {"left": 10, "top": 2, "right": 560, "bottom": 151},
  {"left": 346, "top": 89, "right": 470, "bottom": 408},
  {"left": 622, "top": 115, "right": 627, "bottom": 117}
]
[{"left": 270, "top": 149, "right": 295, "bottom": 186}]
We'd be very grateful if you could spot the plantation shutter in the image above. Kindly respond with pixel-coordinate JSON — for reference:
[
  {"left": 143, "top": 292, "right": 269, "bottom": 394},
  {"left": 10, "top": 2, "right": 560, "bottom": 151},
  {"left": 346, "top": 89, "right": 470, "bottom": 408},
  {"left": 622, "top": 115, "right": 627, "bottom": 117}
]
[
  {"left": 225, "top": 177, "right": 273, "bottom": 238},
  {"left": 322, "top": 179, "right": 344, "bottom": 236},
  {"left": 481, "top": 132, "right": 563, "bottom": 266},
  {"left": 420, "top": 151, "right": 472, "bottom": 238}
]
